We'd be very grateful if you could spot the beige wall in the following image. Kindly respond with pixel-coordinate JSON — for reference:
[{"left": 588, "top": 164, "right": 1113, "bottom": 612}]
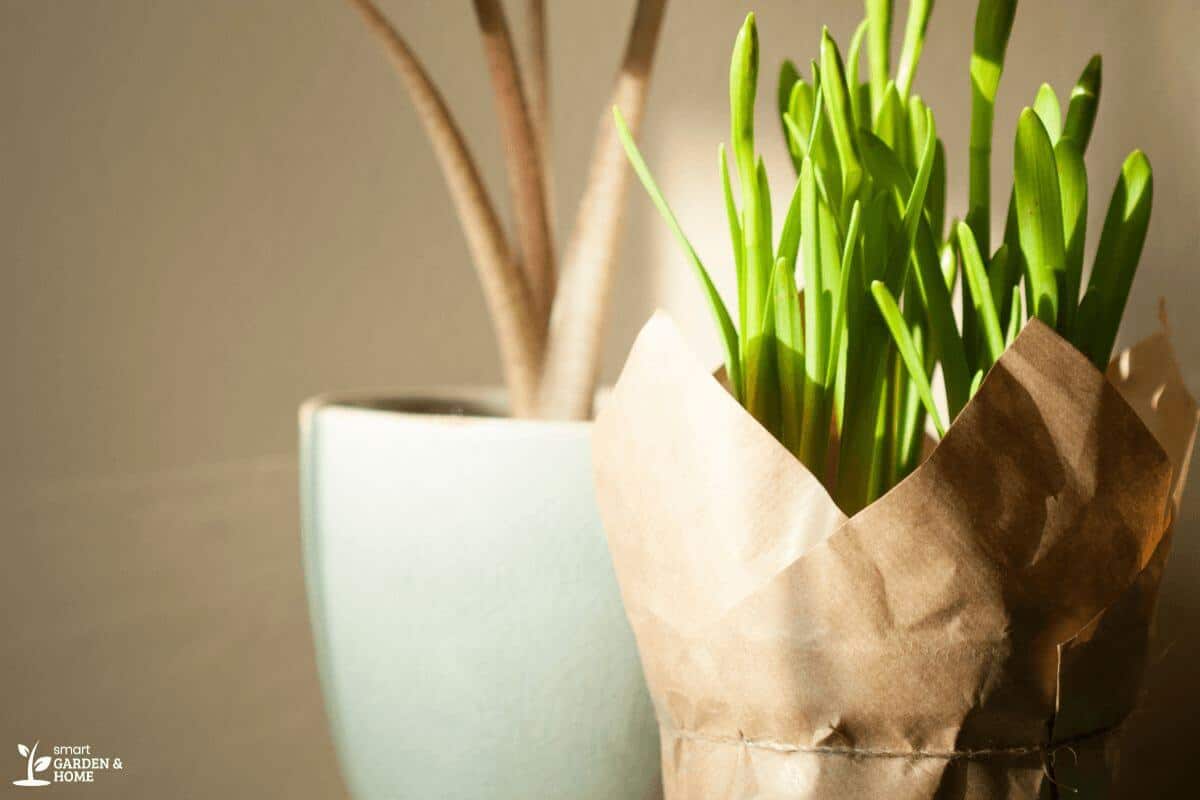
[{"left": 1, "top": 1, "right": 1197, "bottom": 797}]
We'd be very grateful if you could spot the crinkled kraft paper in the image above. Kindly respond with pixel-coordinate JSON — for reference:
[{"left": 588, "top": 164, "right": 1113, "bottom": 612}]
[{"left": 593, "top": 312, "right": 1197, "bottom": 799}]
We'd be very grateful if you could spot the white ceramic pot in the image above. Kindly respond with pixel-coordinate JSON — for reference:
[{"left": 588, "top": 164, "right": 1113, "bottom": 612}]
[{"left": 300, "top": 388, "right": 659, "bottom": 800}]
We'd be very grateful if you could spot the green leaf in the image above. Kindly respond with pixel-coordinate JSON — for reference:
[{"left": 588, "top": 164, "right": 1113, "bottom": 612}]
[
  {"left": 865, "top": 359, "right": 892, "bottom": 503},
  {"left": 729, "top": 13, "right": 759, "bottom": 185},
  {"left": 855, "top": 82, "right": 872, "bottom": 133},
  {"left": 615, "top": 107, "right": 742, "bottom": 397},
  {"left": 778, "top": 172, "right": 803, "bottom": 270},
  {"left": 835, "top": 199, "right": 873, "bottom": 429},
  {"left": 782, "top": 112, "right": 808, "bottom": 165},
  {"left": 969, "top": 369, "right": 985, "bottom": 398},
  {"left": 1003, "top": 286, "right": 1022, "bottom": 345},
  {"left": 986, "top": 242, "right": 1017, "bottom": 330},
  {"left": 859, "top": 116, "right": 967, "bottom": 420},
  {"left": 817, "top": 174, "right": 843, "bottom": 294},
  {"left": 874, "top": 82, "right": 907, "bottom": 154},
  {"left": 820, "top": 27, "right": 864, "bottom": 208},
  {"left": 860, "top": 115, "right": 932, "bottom": 286},
  {"left": 903, "top": 97, "right": 944, "bottom": 237},
  {"left": 835, "top": 194, "right": 891, "bottom": 513},
  {"left": 1077, "top": 150, "right": 1153, "bottom": 369},
  {"left": 910, "top": 194, "right": 973, "bottom": 419},
  {"left": 929, "top": 139, "right": 947, "bottom": 241},
  {"left": 1055, "top": 138, "right": 1088, "bottom": 334},
  {"left": 860, "top": 129, "right": 912, "bottom": 197},
  {"left": 866, "top": 0, "right": 894, "bottom": 118},
  {"left": 799, "top": 156, "right": 831, "bottom": 474},
  {"left": 779, "top": 64, "right": 805, "bottom": 170},
  {"left": 901, "top": 111, "right": 938, "bottom": 258},
  {"left": 784, "top": 80, "right": 815, "bottom": 169},
  {"left": 967, "top": 0, "right": 1018, "bottom": 255},
  {"left": 719, "top": 144, "right": 747, "bottom": 341},
  {"left": 895, "top": 325, "right": 928, "bottom": 474},
  {"left": 1033, "top": 83, "right": 1063, "bottom": 144},
  {"left": 885, "top": 350, "right": 905, "bottom": 487},
  {"left": 940, "top": 237, "right": 958, "bottom": 291},
  {"left": 861, "top": 183, "right": 893, "bottom": 284},
  {"left": 914, "top": 224, "right": 971, "bottom": 419},
  {"left": 1013, "top": 107, "right": 1066, "bottom": 326},
  {"left": 778, "top": 60, "right": 801, "bottom": 130},
  {"left": 956, "top": 221, "right": 1005, "bottom": 368},
  {"left": 773, "top": 256, "right": 805, "bottom": 455},
  {"left": 959, "top": 214, "right": 978, "bottom": 371},
  {"left": 835, "top": 325, "right": 889, "bottom": 514},
  {"left": 803, "top": 65, "right": 843, "bottom": 208},
  {"left": 808, "top": 82, "right": 831, "bottom": 157},
  {"left": 871, "top": 281, "right": 946, "bottom": 436},
  {"left": 827, "top": 201, "right": 862, "bottom": 382},
  {"left": 867, "top": 111, "right": 970, "bottom": 420},
  {"left": 896, "top": 0, "right": 934, "bottom": 98},
  {"left": 1062, "top": 55, "right": 1102, "bottom": 152},
  {"left": 999, "top": 188, "right": 1031, "bottom": 319},
  {"left": 744, "top": 160, "right": 780, "bottom": 433},
  {"left": 906, "top": 96, "right": 929, "bottom": 171},
  {"left": 970, "top": 0, "right": 1019, "bottom": 114},
  {"left": 756, "top": 158, "right": 774, "bottom": 304},
  {"left": 728, "top": 13, "right": 773, "bottom": 364},
  {"left": 846, "top": 19, "right": 870, "bottom": 129},
  {"left": 745, "top": 321, "right": 780, "bottom": 439}
]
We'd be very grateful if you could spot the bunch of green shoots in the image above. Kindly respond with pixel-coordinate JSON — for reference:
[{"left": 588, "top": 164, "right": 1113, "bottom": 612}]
[
  {"left": 616, "top": 0, "right": 1153, "bottom": 516},
  {"left": 876, "top": 0, "right": 1152, "bottom": 461},
  {"left": 616, "top": 5, "right": 948, "bottom": 514}
]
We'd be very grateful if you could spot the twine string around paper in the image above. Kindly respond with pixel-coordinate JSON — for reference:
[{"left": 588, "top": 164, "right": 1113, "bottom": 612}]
[{"left": 659, "top": 723, "right": 1121, "bottom": 763}]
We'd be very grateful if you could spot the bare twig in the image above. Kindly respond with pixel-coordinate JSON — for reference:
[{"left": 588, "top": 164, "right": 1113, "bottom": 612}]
[
  {"left": 526, "top": 0, "right": 551, "bottom": 188},
  {"left": 472, "top": 0, "right": 556, "bottom": 325},
  {"left": 346, "top": 0, "right": 544, "bottom": 416},
  {"left": 537, "top": 0, "right": 669, "bottom": 419}
]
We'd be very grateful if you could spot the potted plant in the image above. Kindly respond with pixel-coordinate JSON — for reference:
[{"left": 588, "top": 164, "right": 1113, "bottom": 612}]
[
  {"left": 596, "top": 2, "right": 1198, "bottom": 797},
  {"left": 301, "top": 1, "right": 667, "bottom": 797}
]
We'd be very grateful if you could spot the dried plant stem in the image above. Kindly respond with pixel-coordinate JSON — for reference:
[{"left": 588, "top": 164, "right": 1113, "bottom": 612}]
[
  {"left": 526, "top": 0, "right": 553, "bottom": 209},
  {"left": 346, "top": 0, "right": 544, "bottom": 416},
  {"left": 536, "top": 0, "right": 669, "bottom": 420},
  {"left": 473, "top": 0, "right": 556, "bottom": 325}
]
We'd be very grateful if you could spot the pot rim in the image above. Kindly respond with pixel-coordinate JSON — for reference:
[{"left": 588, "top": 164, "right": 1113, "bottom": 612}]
[{"left": 299, "top": 385, "right": 607, "bottom": 430}]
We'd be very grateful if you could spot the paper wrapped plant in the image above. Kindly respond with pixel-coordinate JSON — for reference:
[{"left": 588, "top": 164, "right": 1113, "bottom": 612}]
[{"left": 597, "top": 1, "right": 1198, "bottom": 797}]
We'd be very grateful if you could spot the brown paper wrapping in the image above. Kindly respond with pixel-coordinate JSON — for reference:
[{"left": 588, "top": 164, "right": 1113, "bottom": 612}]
[{"left": 593, "top": 312, "right": 1197, "bottom": 799}]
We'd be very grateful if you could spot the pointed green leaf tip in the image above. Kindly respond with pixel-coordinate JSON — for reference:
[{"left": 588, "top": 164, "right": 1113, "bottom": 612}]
[
  {"left": 1033, "top": 83, "right": 1062, "bottom": 143},
  {"left": 896, "top": 0, "right": 934, "bottom": 98},
  {"left": 612, "top": 106, "right": 743, "bottom": 397},
  {"left": 866, "top": 0, "right": 894, "bottom": 116},
  {"left": 819, "top": 26, "right": 862, "bottom": 205},
  {"left": 1077, "top": 149, "right": 1153, "bottom": 368},
  {"left": 778, "top": 59, "right": 800, "bottom": 121},
  {"left": 870, "top": 280, "right": 946, "bottom": 437},
  {"left": 1063, "top": 55, "right": 1102, "bottom": 151},
  {"left": 1014, "top": 107, "right": 1065, "bottom": 327},
  {"left": 1055, "top": 138, "right": 1088, "bottom": 333},
  {"left": 956, "top": 221, "right": 1005, "bottom": 368},
  {"left": 730, "top": 12, "right": 759, "bottom": 178}
]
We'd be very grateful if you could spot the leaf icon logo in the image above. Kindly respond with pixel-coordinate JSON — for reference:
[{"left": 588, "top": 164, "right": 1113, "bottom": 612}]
[{"left": 13, "top": 740, "right": 51, "bottom": 787}]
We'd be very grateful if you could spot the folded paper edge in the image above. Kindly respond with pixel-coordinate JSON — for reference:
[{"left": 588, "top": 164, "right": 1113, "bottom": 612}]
[{"left": 601, "top": 313, "right": 1191, "bottom": 579}]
